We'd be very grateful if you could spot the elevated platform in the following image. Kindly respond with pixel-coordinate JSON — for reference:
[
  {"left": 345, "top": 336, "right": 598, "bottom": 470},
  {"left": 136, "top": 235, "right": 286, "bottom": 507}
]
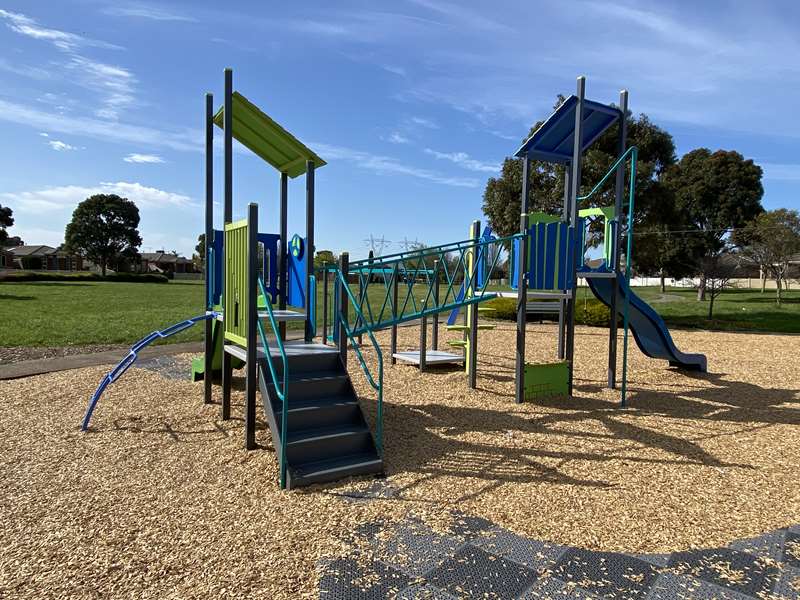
[
  {"left": 224, "top": 341, "right": 335, "bottom": 362},
  {"left": 392, "top": 350, "right": 464, "bottom": 366},
  {"left": 215, "top": 309, "right": 305, "bottom": 322}
]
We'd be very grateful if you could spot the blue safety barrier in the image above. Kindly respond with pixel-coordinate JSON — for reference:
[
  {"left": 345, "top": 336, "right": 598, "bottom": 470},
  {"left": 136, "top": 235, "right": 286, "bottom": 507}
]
[{"left": 81, "top": 312, "right": 220, "bottom": 431}]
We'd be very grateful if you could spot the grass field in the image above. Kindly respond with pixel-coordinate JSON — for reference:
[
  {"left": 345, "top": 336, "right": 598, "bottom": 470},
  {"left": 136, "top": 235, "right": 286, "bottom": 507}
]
[{"left": 1, "top": 279, "right": 798, "bottom": 348}]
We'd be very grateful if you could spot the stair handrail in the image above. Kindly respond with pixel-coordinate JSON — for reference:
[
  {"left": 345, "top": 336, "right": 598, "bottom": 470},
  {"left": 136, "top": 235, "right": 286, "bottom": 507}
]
[
  {"left": 256, "top": 277, "right": 290, "bottom": 488},
  {"left": 333, "top": 268, "right": 385, "bottom": 456}
]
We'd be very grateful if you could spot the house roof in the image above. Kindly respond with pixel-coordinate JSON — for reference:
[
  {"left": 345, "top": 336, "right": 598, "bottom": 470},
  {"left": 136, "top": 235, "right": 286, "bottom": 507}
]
[
  {"left": 515, "top": 95, "right": 622, "bottom": 164},
  {"left": 9, "top": 245, "right": 57, "bottom": 256},
  {"left": 142, "top": 252, "right": 192, "bottom": 264},
  {"left": 213, "top": 91, "right": 326, "bottom": 178}
]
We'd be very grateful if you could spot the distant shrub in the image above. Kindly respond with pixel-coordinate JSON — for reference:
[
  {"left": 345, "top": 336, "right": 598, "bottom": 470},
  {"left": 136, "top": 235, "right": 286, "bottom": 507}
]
[
  {"left": 482, "top": 295, "right": 617, "bottom": 328},
  {"left": 0, "top": 271, "right": 169, "bottom": 283}
]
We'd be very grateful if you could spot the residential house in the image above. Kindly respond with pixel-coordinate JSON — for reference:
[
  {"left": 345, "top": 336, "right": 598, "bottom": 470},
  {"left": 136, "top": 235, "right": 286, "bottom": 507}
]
[
  {"left": 140, "top": 251, "right": 197, "bottom": 275},
  {"left": 7, "top": 245, "right": 84, "bottom": 271}
]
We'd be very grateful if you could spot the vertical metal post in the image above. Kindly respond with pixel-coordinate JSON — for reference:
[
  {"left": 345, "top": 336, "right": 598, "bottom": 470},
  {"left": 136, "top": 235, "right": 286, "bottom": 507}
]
[
  {"left": 338, "top": 253, "right": 349, "bottom": 368},
  {"left": 221, "top": 68, "right": 233, "bottom": 420},
  {"left": 559, "top": 167, "right": 572, "bottom": 359},
  {"left": 419, "top": 312, "right": 427, "bottom": 371},
  {"left": 203, "top": 92, "right": 214, "bottom": 405},
  {"left": 431, "top": 260, "right": 439, "bottom": 351},
  {"left": 557, "top": 300, "right": 565, "bottom": 359},
  {"left": 223, "top": 69, "right": 233, "bottom": 223},
  {"left": 515, "top": 158, "right": 531, "bottom": 403},
  {"left": 607, "top": 89, "right": 628, "bottom": 389},
  {"left": 305, "top": 160, "right": 315, "bottom": 342},
  {"left": 390, "top": 263, "right": 399, "bottom": 364},
  {"left": 278, "top": 172, "right": 288, "bottom": 341},
  {"left": 468, "top": 220, "right": 480, "bottom": 389},
  {"left": 245, "top": 203, "right": 258, "bottom": 450},
  {"left": 322, "top": 265, "right": 329, "bottom": 344},
  {"left": 566, "top": 76, "right": 586, "bottom": 396}
]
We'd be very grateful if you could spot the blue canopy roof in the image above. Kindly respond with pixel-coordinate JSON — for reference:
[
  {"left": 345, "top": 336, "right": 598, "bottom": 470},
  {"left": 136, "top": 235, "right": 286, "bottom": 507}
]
[{"left": 515, "top": 95, "right": 621, "bottom": 164}]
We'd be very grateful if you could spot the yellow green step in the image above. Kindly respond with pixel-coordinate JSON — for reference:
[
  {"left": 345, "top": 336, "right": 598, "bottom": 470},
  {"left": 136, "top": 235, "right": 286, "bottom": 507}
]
[
  {"left": 478, "top": 307, "right": 496, "bottom": 313},
  {"left": 448, "top": 340, "right": 467, "bottom": 348}
]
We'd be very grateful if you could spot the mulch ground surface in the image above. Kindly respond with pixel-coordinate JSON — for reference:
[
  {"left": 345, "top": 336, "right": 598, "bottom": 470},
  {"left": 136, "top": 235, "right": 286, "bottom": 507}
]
[{"left": 1, "top": 323, "right": 798, "bottom": 598}]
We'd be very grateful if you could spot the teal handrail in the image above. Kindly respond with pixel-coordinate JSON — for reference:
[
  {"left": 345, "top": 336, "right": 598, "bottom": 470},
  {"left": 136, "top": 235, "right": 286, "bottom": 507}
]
[
  {"left": 333, "top": 269, "right": 384, "bottom": 456},
  {"left": 256, "top": 277, "right": 290, "bottom": 488},
  {"left": 574, "top": 145, "right": 639, "bottom": 406}
]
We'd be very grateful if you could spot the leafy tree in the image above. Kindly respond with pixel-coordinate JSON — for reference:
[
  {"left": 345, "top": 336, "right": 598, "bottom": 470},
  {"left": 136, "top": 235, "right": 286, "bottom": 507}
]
[
  {"left": 64, "top": 194, "right": 142, "bottom": 276},
  {"left": 482, "top": 98, "right": 676, "bottom": 254},
  {"left": 734, "top": 209, "right": 800, "bottom": 305},
  {"left": 2, "top": 235, "right": 24, "bottom": 248},
  {"left": 196, "top": 234, "right": 206, "bottom": 262},
  {"left": 0, "top": 204, "right": 13, "bottom": 244},
  {"left": 663, "top": 149, "right": 763, "bottom": 300},
  {"left": 314, "top": 249, "right": 337, "bottom": 269}
]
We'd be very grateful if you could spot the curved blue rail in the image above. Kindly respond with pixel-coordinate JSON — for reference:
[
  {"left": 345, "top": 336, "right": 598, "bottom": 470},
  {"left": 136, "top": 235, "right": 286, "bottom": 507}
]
[{"left": 81, "top": 312, "right": 220, "bottom": 431}]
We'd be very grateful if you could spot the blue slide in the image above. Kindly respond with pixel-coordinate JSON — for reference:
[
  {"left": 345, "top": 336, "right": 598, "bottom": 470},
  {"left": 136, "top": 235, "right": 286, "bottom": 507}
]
[{"left": 587, "top": 275, "right": 707, "bottom": 372}]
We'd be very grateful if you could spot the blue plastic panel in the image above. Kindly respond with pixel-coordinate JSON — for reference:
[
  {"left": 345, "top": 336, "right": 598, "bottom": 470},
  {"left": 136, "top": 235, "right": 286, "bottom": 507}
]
[
  {"left": 515, "top": 95, "right": 621, "bottom": 164},
  {"left": 287, "top": 234, "right": 307, "bottom": 308}
]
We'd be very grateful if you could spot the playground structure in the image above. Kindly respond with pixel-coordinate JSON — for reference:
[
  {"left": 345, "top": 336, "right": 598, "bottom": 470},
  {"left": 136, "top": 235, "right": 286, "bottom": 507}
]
[{"left": 82, "top": 71, "right": 707, "bottom": 490}]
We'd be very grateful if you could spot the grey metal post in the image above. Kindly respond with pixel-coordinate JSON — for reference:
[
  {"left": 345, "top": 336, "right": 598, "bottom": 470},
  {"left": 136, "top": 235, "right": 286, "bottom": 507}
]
[
  {"left": 322, "top": 265, "right": 329, "bottom": 344},
  {"left": 279, "top": 172, "right": 288, "bottom": 341},
  {"left": 515, "top": 158, "right": 532, "bottom": 403},
  {"left": 390, "top": 263, "right": 399, "bottom": 364},
  {"left": 565, "top": 76, "right": 586, "bottom": 396},
  {"left": 223, "top": 69, "right": 232, "bottom": 223},
  {"left": 245, "top": 203, "right": 258, "bottom": 450},
  {"left": 558, "top": 167, "right": 571, "bottom": 361},
  {"left": 338, "top": 253, "right": 349, "bottom": 368},
  {"left": 431, "top": 260, "right": 440, "bottom": 351},
  {"left": 203, "top": 92, "right": 214, "bottom": 405},
  {"left": 607, "top": 89, "right": 628, "bottom": 389},
  {"left": 221, "top": 68, "right": 233, "bottom": 419},
  {"left": 468, "top": 220, "right": 480, "bottom": 389},
  {"left": 305, "top": 160, "right": 315, "bottom": 342},
  {"left": 419, "top": 312, "right": 427, "bottom": 372}
]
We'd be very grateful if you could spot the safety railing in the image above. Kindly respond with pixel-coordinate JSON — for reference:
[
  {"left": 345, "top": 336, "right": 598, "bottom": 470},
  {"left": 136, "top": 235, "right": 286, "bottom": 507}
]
[
  {"left": 332, "top": 268, "right": 385, "bottom": 456},
  {"left": 576, "top": 145, "right": 639, "bottom": 406},
  {"left": 256, "top": 277, "right": 290, "bottom": 488},
  {"left": 326, "top": 233, "right": 518, "bottom": 336}
]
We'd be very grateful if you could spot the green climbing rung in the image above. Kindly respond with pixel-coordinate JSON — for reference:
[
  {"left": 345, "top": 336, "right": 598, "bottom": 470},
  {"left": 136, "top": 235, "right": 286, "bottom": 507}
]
[
  {"left": 478, "top": 307, "right": 496, "bottom": 313},
  {"left": 448, "top": 340, "right": 467, "bottom": 348},
  {"left": 477, "top": 324, "right": 495, "bottom": 330},
  {"left": 446, "top": 325, "right": 469, "bottom": 332}
]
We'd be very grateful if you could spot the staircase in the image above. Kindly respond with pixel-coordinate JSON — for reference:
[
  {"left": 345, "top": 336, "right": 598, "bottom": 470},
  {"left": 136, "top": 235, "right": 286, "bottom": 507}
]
[{"left": 252, "top": 342, "right": 383, "bottom": 489}]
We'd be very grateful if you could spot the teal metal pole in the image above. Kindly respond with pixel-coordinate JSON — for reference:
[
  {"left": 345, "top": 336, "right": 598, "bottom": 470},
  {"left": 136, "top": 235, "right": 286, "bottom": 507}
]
[{"left": 620, "top": 147, "right": 638, "bottom": 407}]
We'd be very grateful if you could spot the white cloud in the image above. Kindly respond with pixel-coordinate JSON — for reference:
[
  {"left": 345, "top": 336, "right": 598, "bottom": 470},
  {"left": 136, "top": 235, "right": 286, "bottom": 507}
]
[
  {"left": 124, "top": 153, "right": 164, "bottom": 164},
  {"left": 102, "top": 4, "right": 196, "bottom": 22},
  {"left": 1, "top": 182, "right": 196, "bottom": 213},
  {"left": 386, "top": 132, "right": 410, "bottom": 144},
  {"left": 39, "top": 132, "right": 49, "bottom": 137},
  {"left": 409, "top": 116, "right": 439, "bottom": 129},
  {"left": 424, "top": 149, "right": 499, "bottom": 173},
  {"left": 0, "top": 9, "right": 122, "bottom": 51},
  {"left": 760, "top": 163, "right": 800, "bottom": 182},
  {"left": 0, "top": 99, "right": 199, "bottom": 152},
  {"left": 47, "top": 140, "right": 78, "bottom": 151},
  {"left": 67, "top": 56, "right": 136, "bottom": 120},
  {"left": 313, "top": 142, "right": 479, "bottom": 188}
]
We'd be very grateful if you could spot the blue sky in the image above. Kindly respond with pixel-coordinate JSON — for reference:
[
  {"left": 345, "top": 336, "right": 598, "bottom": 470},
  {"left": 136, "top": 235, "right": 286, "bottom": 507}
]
[{"left": 1, "top": 1, "right": 799, "bottom": 259}]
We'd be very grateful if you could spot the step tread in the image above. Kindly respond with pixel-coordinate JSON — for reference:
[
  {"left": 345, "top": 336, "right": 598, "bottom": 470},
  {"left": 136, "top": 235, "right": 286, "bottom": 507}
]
[
  {"left": 286, "top": 423, "right": 369, "bottom": 445},
  {"left": 445, "top": 325, "right": 469, "bottom": 331},
  {"left": 292, "top": 452, "right": 383, "bottom": 480},
  {"left": 447, "top": 340, "right": 468, "bottom": 347},
  {"left": 277, "top": 395, "right": 359, "bottom": 413},
  {"left": 264, "top": 369, "right": 348, "bottom": 385}
]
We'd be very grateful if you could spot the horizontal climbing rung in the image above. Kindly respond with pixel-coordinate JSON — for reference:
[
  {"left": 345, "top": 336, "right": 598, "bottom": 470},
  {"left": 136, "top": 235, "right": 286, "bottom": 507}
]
[
  {"left": 447, "top": 340, "right": 467, "bottom": 348},
  {"left": 477, "top": 307, "right": 496, "bottom": 313},
  {"left": 446, "top": 325, "right": 469, "bottom": 332}
]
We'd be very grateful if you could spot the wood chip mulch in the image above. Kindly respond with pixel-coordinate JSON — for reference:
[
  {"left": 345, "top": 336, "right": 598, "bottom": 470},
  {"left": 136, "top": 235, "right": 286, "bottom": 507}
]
[{"left": 1, "top": 323, "right": 798, "bottom": 598}]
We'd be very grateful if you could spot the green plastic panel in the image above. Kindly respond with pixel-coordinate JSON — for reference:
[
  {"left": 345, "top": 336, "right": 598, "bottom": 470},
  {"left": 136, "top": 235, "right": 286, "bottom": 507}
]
[
  {"left": 524, "top": 361, "right": 569, "bottom": 401},
  {"left": 213, "top": 92, "right": 326, "bottom": 178},
  {"left": 224, "top": 219, "right": 248, "bottom": 346},
  {"left": 579, "top": 206, "right": 615, "bottom": 264}
]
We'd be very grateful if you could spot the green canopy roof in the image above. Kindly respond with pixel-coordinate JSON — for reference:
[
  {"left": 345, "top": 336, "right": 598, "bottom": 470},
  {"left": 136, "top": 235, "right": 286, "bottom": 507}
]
[{"left": 213, "top": 91, "right": 326, "bottom": 178}]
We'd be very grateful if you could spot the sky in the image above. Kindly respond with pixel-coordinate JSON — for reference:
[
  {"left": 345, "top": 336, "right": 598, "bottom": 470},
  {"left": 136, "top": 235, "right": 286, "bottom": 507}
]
[{"left": 1, "top": 0, "right": 799, "bottom": 259}]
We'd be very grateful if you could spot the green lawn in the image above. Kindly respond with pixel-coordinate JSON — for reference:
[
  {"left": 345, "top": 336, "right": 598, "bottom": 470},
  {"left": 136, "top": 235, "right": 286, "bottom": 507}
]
[{"left": 1, "top": 280, "right": 798, "bottom": 348}]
